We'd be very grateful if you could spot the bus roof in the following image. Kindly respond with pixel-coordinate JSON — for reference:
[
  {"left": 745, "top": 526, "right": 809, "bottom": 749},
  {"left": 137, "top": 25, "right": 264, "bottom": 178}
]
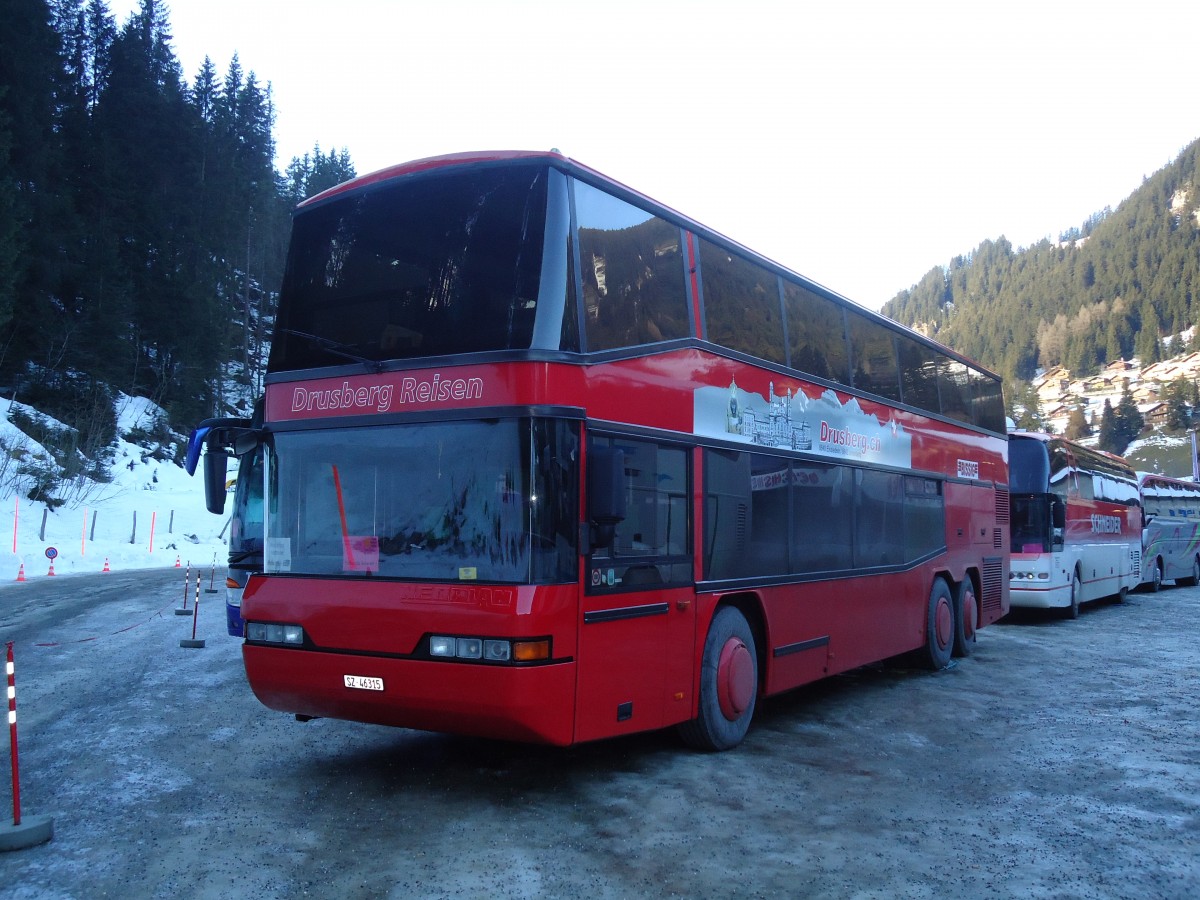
[
  {"left": 297, "top": 149, "right": 1000, "bottom": 382},
  {"left": 1137, "top": 471, "right": 1200, "bottom": 488}
]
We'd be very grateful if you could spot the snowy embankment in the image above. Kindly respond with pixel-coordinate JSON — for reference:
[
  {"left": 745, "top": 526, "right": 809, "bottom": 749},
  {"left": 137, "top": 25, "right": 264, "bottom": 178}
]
[{"left": 0, "top": 394, "right": 228, "bottom": 584}]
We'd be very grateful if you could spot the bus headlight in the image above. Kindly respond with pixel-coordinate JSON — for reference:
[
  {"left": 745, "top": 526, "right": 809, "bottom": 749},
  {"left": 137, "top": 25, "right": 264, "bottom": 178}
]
[
  {"left": 483, "top": 640, "right": 511, "bottom": 661},
  {"left": 426, "top": 635, "right": 549, "bottom": 663},
  {"left": 246, "top": 622, "right": 305, "bottom": 645}
]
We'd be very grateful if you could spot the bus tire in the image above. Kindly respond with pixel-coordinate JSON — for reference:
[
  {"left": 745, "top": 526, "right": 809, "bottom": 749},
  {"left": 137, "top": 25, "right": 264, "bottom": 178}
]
[
  {"left": 1063, "top": 570, "right": 1082, "bottom": 619},
  {"left": 922, "top": 579, "right": 955, "bottom": 671},
  {"left": 1180, "top": 557, "right": 1200, "bottom": 588},
  {"left": 678, "top": 606, "right": 758, "bottom": 752},
  {"left": 952, "top": 578, "right": 977, "bottom": 659},
  {"left": 1147, "top": 560, "right": 1163, "bottom": 593}
]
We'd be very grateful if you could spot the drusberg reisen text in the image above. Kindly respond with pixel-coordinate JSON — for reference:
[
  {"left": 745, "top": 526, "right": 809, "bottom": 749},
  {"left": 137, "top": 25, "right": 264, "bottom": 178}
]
[{"left": 291, "top": 375, "right": 485, "bottom": 414}]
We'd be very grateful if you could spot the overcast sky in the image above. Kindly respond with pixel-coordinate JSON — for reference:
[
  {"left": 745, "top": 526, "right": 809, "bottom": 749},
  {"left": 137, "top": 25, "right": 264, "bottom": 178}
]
[{"left": 110, "top": 0, "right": 1199, "bottom": 311}]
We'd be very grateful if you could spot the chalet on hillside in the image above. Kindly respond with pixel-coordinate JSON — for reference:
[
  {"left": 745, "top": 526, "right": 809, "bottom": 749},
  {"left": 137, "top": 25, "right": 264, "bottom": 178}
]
[
  {"left": 1034, "top": 366, "right": 1070, "bottom": 405},
  {"left": 1141, "top": 402, "right": 1169, "bottom": 426},
  {"left": 1134, "top": 384, "right": 1162, "bottom": 404},
  {"left": 1025, "top": 351, "right": 1200, "bottom": 434}
]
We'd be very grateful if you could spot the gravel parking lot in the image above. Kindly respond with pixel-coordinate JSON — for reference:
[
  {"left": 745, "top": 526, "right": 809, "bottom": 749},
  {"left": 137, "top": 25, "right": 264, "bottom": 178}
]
[{"left": 1, "top": 569, "right": 1198, "bottom": 898}]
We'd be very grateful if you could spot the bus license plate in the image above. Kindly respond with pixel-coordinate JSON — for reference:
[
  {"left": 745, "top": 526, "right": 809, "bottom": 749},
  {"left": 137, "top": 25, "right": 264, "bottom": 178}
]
[{"left": 343, "top": 674, "right": 384, "bottom": 691}]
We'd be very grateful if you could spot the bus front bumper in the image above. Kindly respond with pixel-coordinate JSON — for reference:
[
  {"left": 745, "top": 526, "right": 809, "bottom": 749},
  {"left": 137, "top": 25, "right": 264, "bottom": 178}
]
[
  {"left": 1009, "top": 582, "right": 1071, "bottom": 608},
  {"left": 242, "top": 644, "right": 577, "bottom": 745}
]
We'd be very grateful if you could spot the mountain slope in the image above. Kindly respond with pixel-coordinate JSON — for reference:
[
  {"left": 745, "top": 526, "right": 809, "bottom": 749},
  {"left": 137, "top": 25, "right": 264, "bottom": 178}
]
[{"left": 883, "top": 138, "right": 1200, "bottom": 383}]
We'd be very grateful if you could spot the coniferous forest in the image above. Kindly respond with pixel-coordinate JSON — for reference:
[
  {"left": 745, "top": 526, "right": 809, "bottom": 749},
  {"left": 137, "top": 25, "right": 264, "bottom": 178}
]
[
  {"left": 882, "top": 139, "right": 1200, "bottom": 389},
  {"left": 0, "top": 0, "right": 355, "bottom": 464}
]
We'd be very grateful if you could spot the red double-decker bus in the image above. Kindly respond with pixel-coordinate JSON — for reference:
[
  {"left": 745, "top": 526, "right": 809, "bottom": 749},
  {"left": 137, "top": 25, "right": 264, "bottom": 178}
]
[{"left": 201, "top": 150, "right": 1009, "bottom": 750}]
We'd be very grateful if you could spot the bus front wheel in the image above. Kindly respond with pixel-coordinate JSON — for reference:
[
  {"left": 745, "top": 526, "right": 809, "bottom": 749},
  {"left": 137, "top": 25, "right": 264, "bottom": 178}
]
[
  {"left": 1063, "top": 571, "right": 1082, "bottom": 619},
  {"left": 1180, "top": 557, "right": 1200, "bottom": 588},
  {"left": 1147, "top": 560, "right": 1163, "bottom": 593},
  {"left": 678, "top": 606, "right": 758, "bottom": 752}
]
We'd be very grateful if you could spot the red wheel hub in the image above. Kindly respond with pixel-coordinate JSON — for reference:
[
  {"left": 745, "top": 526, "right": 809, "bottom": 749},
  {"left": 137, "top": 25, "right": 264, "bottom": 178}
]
[
  {"left": 717, "top": 637, "right": 754, "bottom": 721},
  {"left": 935, "top": 596, "right": 954, "bottom": 650}
]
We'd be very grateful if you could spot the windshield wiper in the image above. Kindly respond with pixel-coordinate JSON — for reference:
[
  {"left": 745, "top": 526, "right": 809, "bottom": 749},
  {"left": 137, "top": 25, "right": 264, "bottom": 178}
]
[{"left": 279, "top": 328, "right": 384, "bottom": 372}]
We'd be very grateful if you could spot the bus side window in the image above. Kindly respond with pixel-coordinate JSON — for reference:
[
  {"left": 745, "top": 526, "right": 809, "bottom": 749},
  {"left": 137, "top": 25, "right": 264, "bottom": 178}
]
[
  {"left": 847, "top": 311, "right": 902, "bottom": 402},
  {"left": 783, "top": 281, "right": 850, "bottom": 385},
  {"left": 698, "top": 239, "right": 786, "bottom": 365},
  {"left": 574, "top": 181, "right": 690, "bottom": 353},
  {"left": 587, "top": 435, "right": 691, "bottom": 590}
]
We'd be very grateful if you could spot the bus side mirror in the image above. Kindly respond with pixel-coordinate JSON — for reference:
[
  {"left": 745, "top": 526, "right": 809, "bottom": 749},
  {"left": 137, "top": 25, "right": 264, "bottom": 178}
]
[
  {"left": 203, "top": 446, "right": 230, "bottom": 515},
  {"left": 587, "top": 447, "right": 626, "bottom": 550},
  {"left": 234, "top": 430, "right": 260, "bottom": 456},
  {"left": 1051, "top": 497, "right": 1066, "bottom": 530}
]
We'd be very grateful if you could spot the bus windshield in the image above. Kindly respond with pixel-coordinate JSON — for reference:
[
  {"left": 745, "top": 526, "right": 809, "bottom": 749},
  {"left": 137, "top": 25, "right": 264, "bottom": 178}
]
[
  {"left": 1008, "top": 435, "right": 1051, "bottom": 493},
  {"left": 230, "top": 446, "right": 265, "bottom": 566},
  {"left": 264, "top": 418, "right": 578, "bottom": 583},
  {"left": 1011, "top": 494, "right": 1053, "bottom": 553},
  {"left": 269, "top": 165, "right": 551, "bottom": 371}
]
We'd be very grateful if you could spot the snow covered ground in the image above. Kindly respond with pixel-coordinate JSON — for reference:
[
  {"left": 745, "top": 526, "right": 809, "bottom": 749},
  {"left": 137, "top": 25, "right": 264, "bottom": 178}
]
[{"left": 0, "top": 394, "right": 227, "bottom": 584}]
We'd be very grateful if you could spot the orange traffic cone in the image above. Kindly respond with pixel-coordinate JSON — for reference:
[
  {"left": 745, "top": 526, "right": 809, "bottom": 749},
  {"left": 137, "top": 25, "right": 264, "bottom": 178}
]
[
  {"left": 15, "top": 563, "right": 25, "bottom": 583},
  {"left": 47, "top": 560, "right": 56, "bottom": 576},
  {"left": 174, "top": 555, "right": 181, "bottom": 568},
  {"left": 102, "top": 557, "right": 111, "bottom": 573}
]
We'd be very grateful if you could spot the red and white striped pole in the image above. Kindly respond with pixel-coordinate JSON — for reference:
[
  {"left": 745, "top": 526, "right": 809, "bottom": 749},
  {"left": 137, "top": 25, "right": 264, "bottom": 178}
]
[
  {"left": 176, "top": 562, "right": 192, "bottom": 615},
  {"left": 1, "top": 641, "right": 53, "bottom": 850},
  {"left": 7, "top": 642, "right": 20, "bottom": 826},
  {"left": 181, "top": 571, "right": 206, "bottom": 649}
]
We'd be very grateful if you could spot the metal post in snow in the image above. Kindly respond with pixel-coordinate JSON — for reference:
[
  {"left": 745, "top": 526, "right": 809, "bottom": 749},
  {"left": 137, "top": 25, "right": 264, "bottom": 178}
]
[
  {"left": 1, "top": 642, "right": 53, "bottom": 850},
  {"left": 7, "top": 643, "right": 18, "bottom": 826},
  {"left": 176, "top": 562, "right": 192, "bottom": 615},
  {"left": 181, "top": 572, "right": 205, "bottom": 649}
]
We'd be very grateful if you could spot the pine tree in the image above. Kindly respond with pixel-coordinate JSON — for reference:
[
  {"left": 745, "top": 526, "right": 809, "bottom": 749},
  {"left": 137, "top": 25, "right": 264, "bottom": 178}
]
[
  {"left": 1008, "top": 381, "right": 1045, "bottom": 431},
  {"left": 1097, "top": 399, "right": 1118, "bottom": 453},
  {"left": 0, "top": 0, "right": 69, "bottom": 343},
  {"left": 94, "top": 0, "right": 219, "bottom": 418},
  {"left": 1115, "top": 390, "right": 1144, "bottom": 452},
  {"left": 1064, "top": 406, "right": 1091, "bottom": 440},
  {"left": 1163, "top": 376, "right": 1191, "bottom": 431}
]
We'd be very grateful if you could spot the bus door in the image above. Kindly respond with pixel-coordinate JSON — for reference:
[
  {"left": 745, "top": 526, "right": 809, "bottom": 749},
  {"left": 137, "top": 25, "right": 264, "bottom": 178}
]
[{"left": 576, "top": 436, "right": 696, "bottom": 743}]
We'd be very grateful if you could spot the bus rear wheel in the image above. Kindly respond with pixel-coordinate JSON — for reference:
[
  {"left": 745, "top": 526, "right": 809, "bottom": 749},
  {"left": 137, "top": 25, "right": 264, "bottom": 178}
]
[
  {"left": 678, "top": 606, "right": 758, "bottom": 752},
  {"left": 953, "top": 578, "right": 977, "bottom": 659},
  {"left": 922, "top": 579, "right": 955, "bottom": 671}
]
